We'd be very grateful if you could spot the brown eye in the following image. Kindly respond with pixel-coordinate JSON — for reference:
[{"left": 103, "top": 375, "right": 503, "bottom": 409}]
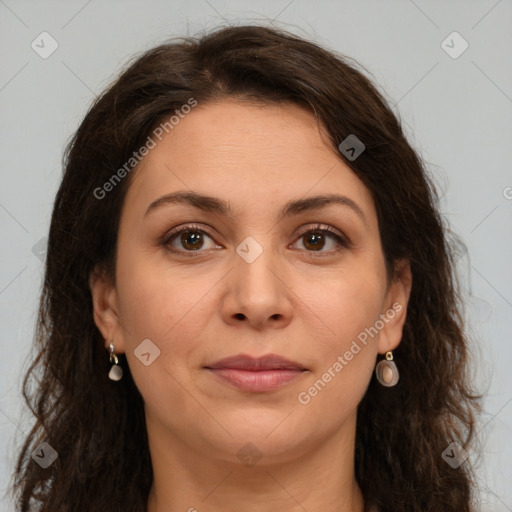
[
  {"left": 302, "top": 231, "right": 326, "bottom": 251},
  {"left": 292, "top": 225, "right": 349, "bottom": 253},
  {"left": 164, "top": 225, "right": 220, "bottom": 255},
  {"left": 178, "top": 230, "right": 205, "bottom": 251}
]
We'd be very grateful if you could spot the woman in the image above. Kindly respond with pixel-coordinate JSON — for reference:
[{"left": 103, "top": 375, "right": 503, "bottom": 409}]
[{"left": 12, "top": 24, "right": 481, "bottom": 512}]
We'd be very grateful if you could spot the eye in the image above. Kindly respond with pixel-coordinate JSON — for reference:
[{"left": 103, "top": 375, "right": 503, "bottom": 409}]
[
  {"left": 162, "top": 223, "right": 350, "bottom": 257},
  {"left": 291, "top": 224, "right": 349, "bottom": 253},
  {"left": 163, "top": 224, "right": 221, "bottom": 255}
]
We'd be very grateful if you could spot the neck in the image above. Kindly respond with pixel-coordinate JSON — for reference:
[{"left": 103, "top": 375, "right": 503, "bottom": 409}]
[{"left": 146, "top": 411, "right": 366, "bottom": 512}]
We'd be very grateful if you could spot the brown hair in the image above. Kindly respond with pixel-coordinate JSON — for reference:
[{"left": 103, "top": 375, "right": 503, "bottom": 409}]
[{"left": 11, "top": 24, "right": 481, "bottom": 511}]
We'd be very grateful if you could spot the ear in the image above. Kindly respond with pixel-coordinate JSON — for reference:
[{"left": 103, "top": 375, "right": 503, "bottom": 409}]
[
  {"left": 377, "top": 259, "right": 412, "bottom": 354},
  {"left": 89, "top": 266, "right": 126, "bottom": 353}
]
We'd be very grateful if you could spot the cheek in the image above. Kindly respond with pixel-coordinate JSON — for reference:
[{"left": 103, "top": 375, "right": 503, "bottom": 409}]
[
  {"left": 292, "top": 268, "right": 384, "bottom": 407},
  {"left": 114, "top": 253, "right": 218, "bottom": 409},
  {"left": 114, "top": 250, "right": 224, "bottom": 390},
  {"left": 298, "top": 264, "right": 386, "bottom": 345},
  {"left": 115, "top": 248, "right": 214, "bottom": 337}
]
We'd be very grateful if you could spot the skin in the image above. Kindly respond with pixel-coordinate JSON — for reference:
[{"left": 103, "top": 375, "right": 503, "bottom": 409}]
[{"left": 90, "top": 99, "right": 412, "bottom": 512}]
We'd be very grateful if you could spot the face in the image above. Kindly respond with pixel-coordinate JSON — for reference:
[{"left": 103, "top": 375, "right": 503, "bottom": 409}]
[{"left": 91, "top": 99, "right": 411, "bottom": 465}]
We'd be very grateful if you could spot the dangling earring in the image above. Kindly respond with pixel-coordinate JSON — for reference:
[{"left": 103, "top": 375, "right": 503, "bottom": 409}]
[
  {"left": 375, "top": 351, "right": 399, "bottom": 387},
  {"left": 108, "top": 341, "right": 123, "bottom": 381}
]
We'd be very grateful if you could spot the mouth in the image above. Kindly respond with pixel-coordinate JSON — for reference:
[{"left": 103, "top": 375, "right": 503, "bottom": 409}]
[{"left": 204, "top": 353, "right": 307, "bottom": 392}]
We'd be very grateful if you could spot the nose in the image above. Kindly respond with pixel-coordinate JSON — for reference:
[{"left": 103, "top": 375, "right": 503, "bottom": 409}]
[{"left": 220, "top": 239, "right": 294, "bottom": 331}]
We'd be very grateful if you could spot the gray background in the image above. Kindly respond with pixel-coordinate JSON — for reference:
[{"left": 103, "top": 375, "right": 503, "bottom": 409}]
[{"left": 1, "top": 0, "right": 511, "bottom": 510}]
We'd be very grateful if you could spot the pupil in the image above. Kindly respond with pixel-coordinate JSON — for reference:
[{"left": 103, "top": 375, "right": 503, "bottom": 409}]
[
  {"left": 178, "top": 231, "right": 326, "bottom": 251},
  {"left": 181, "top": 231, "right": 203, "bottom": 250},
  {"left": 305, "top": 232, "right": 324, "bottom": 250}
]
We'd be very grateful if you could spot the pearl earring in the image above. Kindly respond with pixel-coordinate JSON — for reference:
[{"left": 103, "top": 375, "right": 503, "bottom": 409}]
[
  {"left": 108, "top": 342, "right": 123, "bottom": 381},
  {"left": 375, "top": 351, "right": 399, "bottom": 387}
]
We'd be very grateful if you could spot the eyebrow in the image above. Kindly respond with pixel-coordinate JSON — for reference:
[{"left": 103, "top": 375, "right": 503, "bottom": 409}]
[{"left": 144, "top": 191, "right": 367, "bottom": 226}]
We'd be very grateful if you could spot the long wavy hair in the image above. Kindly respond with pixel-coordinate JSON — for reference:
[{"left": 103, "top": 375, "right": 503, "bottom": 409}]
[{"left": 11, "top": 24, "right": 482, "bottom": 512}]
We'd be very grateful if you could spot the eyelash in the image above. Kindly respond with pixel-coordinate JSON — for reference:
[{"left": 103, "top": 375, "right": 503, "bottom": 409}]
[{"left": 162, "top": 223, "right": 350, "bottom": 257}]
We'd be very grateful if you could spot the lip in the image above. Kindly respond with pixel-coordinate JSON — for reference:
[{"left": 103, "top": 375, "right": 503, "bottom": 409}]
[
  {"left": 205, "top": 353, "right": 306, "bottom": 371},
  {"left": 204, "top": 354, "right": 307, "bottom": 392}
]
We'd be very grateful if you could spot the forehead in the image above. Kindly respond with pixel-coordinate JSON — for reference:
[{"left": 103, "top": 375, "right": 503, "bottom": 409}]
[{"left": 123, "top": 99, "right": 377, "bottom": 227}]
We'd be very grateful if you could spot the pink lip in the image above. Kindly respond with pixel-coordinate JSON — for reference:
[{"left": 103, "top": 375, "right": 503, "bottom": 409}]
[
  {"left": 205, "top": 353, "right": 305, "bottom": 371},
  {"left": 204, "top": 353, "right": 307, "bottom": 392}
]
